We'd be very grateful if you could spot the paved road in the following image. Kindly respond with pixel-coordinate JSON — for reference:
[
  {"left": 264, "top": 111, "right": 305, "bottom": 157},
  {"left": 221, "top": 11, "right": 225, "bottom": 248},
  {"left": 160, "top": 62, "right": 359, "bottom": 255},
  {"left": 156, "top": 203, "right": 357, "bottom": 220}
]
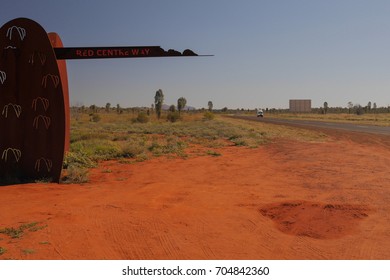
[{"left": 234, "top": 116, "right": 390, "bottom": 136}]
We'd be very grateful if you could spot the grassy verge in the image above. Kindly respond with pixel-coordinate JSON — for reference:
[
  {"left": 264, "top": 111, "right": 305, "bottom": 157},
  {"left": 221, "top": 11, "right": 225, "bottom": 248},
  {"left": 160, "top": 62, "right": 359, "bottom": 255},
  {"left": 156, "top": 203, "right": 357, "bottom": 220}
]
[
  {"left": 221, "top": 116, "right": 327, "bottom": 143},
  {"left": 63, "top": 112, "right": 326, "bottom": 182},
  {"left": 267, "top": 113, "right": 390, "bottom": 126}
]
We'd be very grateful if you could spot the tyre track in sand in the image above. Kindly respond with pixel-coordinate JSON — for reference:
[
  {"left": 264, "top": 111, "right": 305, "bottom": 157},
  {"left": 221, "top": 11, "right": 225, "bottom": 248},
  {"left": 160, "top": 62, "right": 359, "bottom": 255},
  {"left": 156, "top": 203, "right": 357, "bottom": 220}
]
[
  {"left": 152, "top": 219, "right": 185, "bottom": 259},
  {"left": 92, "top": 205, "right": 156, "bottom": 259}
]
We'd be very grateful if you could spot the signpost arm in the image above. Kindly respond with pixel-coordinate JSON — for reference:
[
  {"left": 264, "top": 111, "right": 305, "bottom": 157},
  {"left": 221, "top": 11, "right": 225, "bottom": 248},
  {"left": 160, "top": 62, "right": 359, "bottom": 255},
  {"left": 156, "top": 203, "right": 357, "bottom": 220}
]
[{"left": 54, "top": 46, "right": 212, "bottom": 60}]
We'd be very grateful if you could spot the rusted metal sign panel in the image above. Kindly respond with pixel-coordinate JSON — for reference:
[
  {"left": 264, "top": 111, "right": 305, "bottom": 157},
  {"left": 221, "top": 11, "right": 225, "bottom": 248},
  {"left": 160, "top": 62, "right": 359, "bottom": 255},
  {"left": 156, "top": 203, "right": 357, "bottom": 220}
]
[
  {"left": 48, "top": 32, "right": 70, "bottom": 153},
  {"left": 0, "top": 18, "right": 65, "bottom": 184},
  {"left": 54, "top": 46, "right": 199, "bottom": 60}
]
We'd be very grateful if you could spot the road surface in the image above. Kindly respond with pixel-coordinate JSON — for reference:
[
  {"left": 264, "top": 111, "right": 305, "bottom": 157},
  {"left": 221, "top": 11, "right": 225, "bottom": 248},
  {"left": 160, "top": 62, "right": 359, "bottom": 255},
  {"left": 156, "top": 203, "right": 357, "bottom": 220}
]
[{"left": 233, "top": 115, "right": 390, "bottom": 136}]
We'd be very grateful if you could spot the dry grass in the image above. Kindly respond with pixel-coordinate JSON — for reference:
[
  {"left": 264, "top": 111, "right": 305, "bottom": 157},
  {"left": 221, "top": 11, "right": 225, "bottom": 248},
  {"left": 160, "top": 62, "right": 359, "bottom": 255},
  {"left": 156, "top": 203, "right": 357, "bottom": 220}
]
[
  {"left": 269, "top": 113, "right": 390, "bottom": 126},
  {"left": 0, "top": 247, "right": 6, "bottom": 255},
  {"left": 220, "top": 116, "right": 327, "bottom": 143},
  {"left": 63, "top": 111, "right": 326, "bottom": 182},
  {"left": 0, "top": 222, "right": 46, "bottom": 239}
]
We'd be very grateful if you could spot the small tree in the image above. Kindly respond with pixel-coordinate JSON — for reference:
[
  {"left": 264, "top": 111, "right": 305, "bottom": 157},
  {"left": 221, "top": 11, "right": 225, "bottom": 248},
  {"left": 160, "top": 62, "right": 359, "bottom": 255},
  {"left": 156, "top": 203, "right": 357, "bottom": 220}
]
[
  {"left": 154, "top": 89, "right": 164, "bottom": 119},
  {"left": 116, "top": 104, "right": 122, "bottom": 114},
  {"left": 323, "top": 102, "right": 328, "bottom": 114},
  {"left": 134, "top": 111, "right": 149, "bottom": 123},
  {"left": 347, "top": 102, "right": 353, "bottom": 114},
  {"left": 355, "top": 104, "right": 364, "bottom": 115},
  {"left": 167, "top": 105, "right": 181, "bottom": 122},
  {"left": 177, "top": 97, "right": 187, "bottom": 115},
  {"left": 208, "top": 101, "right": 213, "bottom": 112},
  {"left": 105, "top": 102, "right": 111, "bottom": 113},
  {"left": 89, "top": 104, "right": 97, "bottom": 113},
  {"left": 169, "top": 104, "right": 176, "bottom": 112}
]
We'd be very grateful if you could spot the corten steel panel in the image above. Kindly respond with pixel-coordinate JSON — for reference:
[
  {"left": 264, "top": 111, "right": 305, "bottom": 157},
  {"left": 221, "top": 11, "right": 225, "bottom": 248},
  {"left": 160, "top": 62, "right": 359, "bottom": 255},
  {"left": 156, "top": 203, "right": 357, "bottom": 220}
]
[
  {"left": 48, "top": 32, "right": 70, "bottom": 153},
  {"left": 0, "top": 18, "right": 65, "bottom": 184},
  {"left": 53, "top": 46, "right": 199, "bottom": 60}
]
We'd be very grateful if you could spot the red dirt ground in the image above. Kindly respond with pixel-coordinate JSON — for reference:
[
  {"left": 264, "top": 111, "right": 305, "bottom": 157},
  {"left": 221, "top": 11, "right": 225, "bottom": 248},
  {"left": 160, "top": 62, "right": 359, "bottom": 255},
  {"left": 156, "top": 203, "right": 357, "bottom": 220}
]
[{"left": 1, "top": 129, "right": 390, "bottom": 260}]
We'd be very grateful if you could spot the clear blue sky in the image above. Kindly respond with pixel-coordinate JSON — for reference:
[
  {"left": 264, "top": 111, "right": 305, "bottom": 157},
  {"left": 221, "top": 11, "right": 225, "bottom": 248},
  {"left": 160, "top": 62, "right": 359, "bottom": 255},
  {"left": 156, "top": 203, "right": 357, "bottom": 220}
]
[{"left": 2, "top": 0, "right": 390, "bottom": 109}]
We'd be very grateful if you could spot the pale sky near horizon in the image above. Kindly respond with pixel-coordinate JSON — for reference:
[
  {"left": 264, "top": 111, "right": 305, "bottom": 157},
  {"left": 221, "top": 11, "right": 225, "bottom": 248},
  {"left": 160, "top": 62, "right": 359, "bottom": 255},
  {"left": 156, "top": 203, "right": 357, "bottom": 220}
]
[{"left": 2, "top": 0, "right": 390, "bottom": 109}]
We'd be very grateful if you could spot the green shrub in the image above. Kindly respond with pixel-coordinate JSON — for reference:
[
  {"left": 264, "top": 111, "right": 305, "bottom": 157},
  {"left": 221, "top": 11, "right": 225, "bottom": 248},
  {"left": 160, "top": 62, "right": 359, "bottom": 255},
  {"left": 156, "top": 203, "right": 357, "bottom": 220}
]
[
  {"left": 164, "top": 136, "right": 187, "bottom": 155},
  {"left": 0, "top": 222, "right": 43, "bottom": 239},
  {"left": 0, "top": 247, "right": 6, "bottom": 255},
  {"left": 167, "top": 111, "right": 181, "bottom": 122},
  {"left": 133, "top": 111, "right": 149, "bottom": 123},
  {"left": 61, "top": 166, "right": 89, "bottom": 184},
  {"left": 63, "top": 151, "right": 96, "bottom": 169},
  {"left": 22, "top": 249, "right": 35, "bottom": 255},
  {"left": 203, "top": 111, "right": 215, "bottom": 120},
  {"left": 231, "top": 137, "right": 247, "bottom": 146},
  {"left": 0, "top": 227, "right": 23, "bottom": 238},
  {"left": 120, "top": 141, "right": 145, "bottom": 158},
  {"left": 71, "top": 132, "right": 110, "bottom": 143},
  {"left": 148, "top": 138, "right": 163, "bottom": 155},
  {"left": 207, "top": 150, "right": 222, "bottom": 156},
  {"left": 94, "top": 141, "right": 121, "bottom": 159},
  {"left": 89, "top": 113, "right": 101, "bottom": 122},
  {"left": 71, "top": 139, "right": 121, "bottom": 161}
]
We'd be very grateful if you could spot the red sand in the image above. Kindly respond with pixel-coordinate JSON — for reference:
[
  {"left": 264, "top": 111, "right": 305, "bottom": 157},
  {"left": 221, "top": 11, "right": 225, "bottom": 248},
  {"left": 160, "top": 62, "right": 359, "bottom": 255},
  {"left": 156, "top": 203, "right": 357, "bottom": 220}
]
[{"left": 1, "top": 130, "right": 390, "bottom": 259}]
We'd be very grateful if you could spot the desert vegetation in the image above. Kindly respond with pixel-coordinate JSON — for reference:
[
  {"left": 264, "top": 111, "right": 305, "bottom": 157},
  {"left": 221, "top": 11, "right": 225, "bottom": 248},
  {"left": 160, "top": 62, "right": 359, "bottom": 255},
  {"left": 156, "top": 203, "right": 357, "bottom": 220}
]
[
  {"left": 63, "top": 93, "right": 389, "bottom": 183},
  {"left": 0, "top": 222, "right": 47, "bottom": 239},
  {"left": 63, "top": 107, "right": 325, "bottom": 183}
]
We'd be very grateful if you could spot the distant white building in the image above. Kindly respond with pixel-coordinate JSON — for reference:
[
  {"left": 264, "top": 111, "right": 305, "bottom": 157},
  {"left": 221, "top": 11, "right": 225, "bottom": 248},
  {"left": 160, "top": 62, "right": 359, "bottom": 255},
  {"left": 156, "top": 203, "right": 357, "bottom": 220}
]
[{"left": 289, "top": 99, "right": 311, "bottom": 112}]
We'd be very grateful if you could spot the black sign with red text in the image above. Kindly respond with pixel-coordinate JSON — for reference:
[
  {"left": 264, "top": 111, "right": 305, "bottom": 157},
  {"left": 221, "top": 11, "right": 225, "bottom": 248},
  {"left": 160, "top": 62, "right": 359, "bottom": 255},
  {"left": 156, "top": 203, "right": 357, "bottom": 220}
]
[{"left": 54, "top": 46, "right": 199, "bottom": 60}]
